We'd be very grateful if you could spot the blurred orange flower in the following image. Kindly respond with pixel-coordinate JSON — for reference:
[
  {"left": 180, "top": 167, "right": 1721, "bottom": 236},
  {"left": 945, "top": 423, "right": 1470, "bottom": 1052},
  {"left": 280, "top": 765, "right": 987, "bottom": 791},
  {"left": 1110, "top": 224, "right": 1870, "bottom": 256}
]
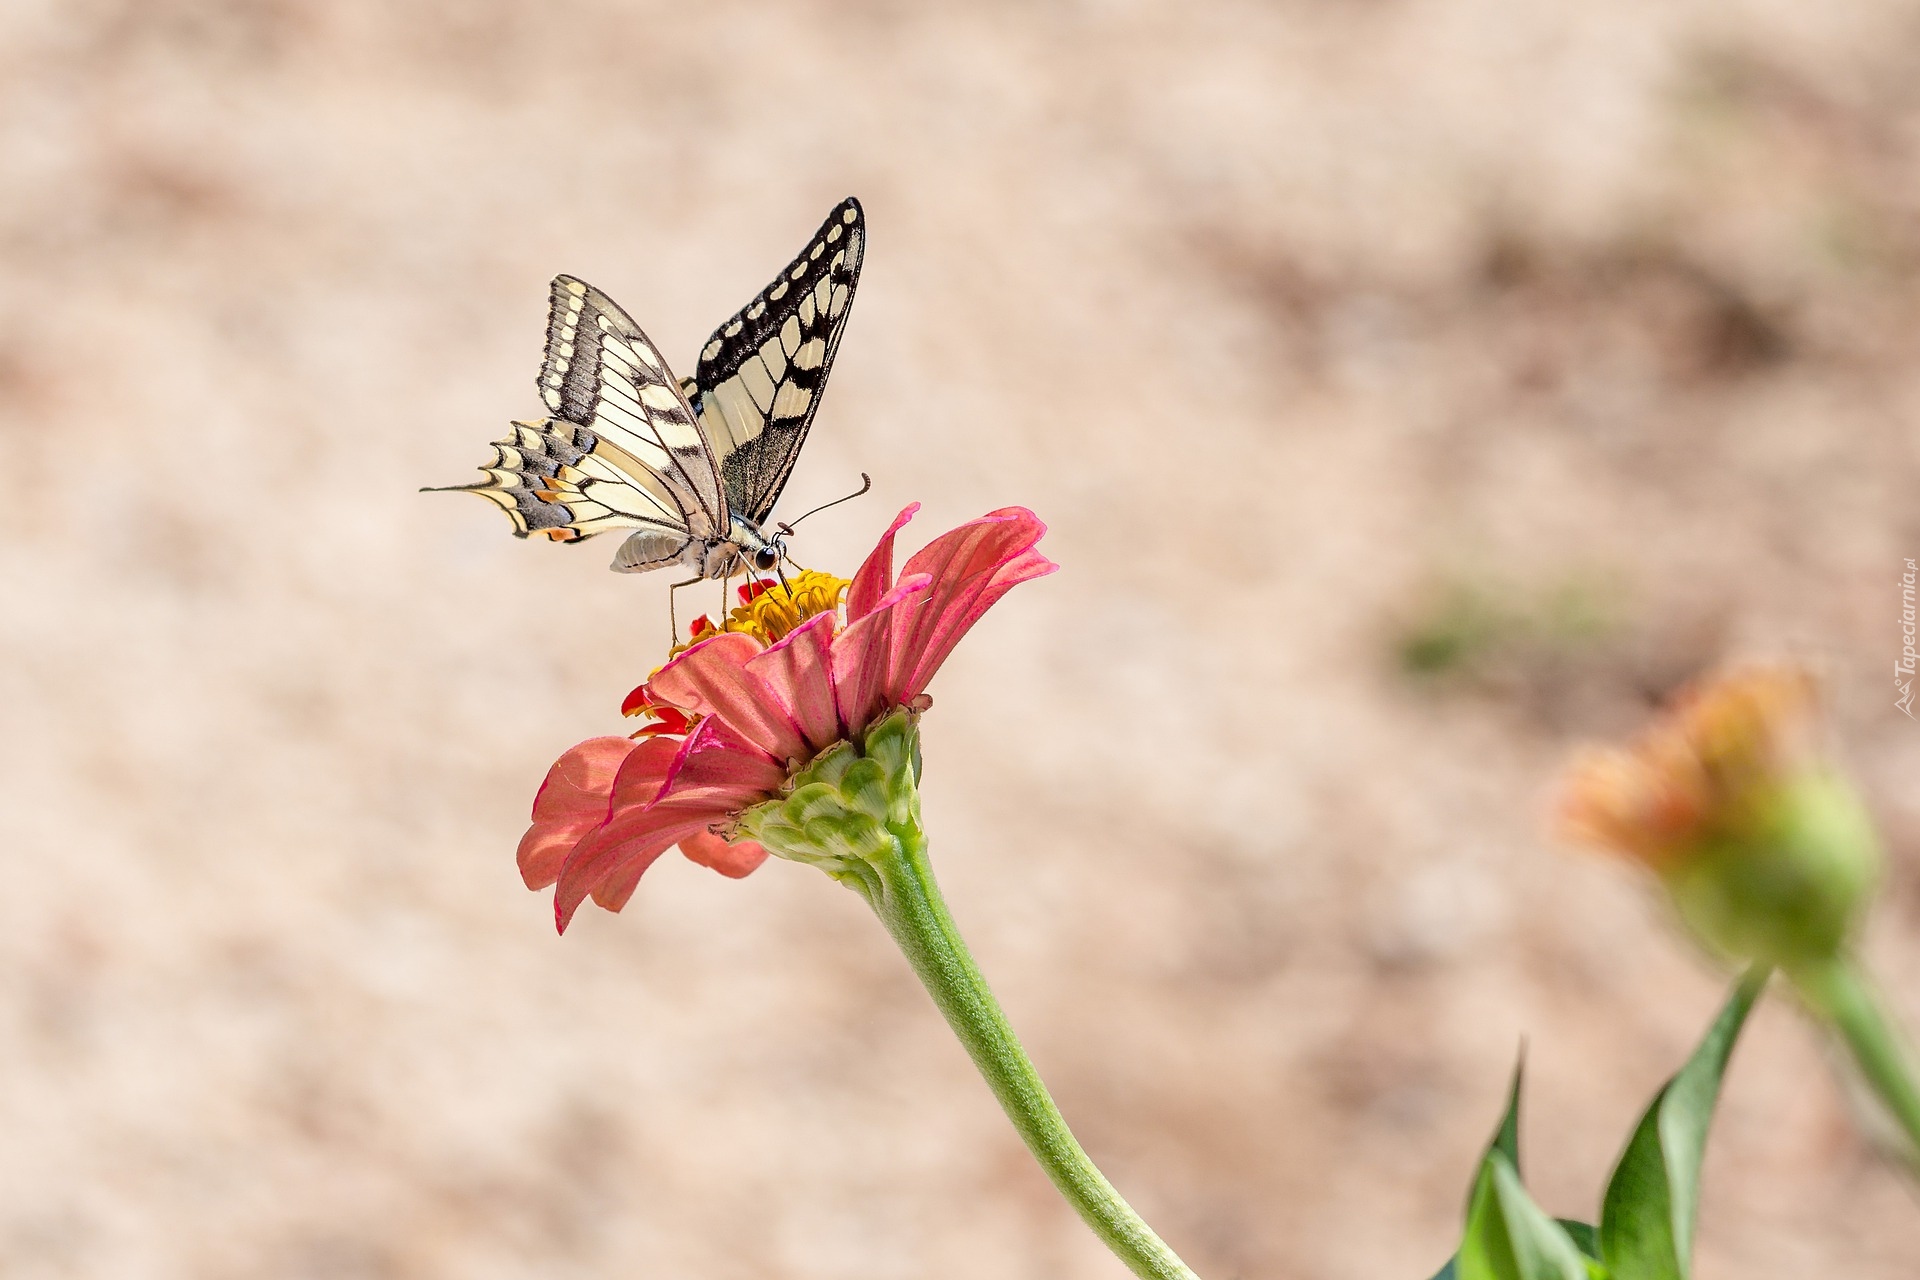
[
  {"left": 1558, "top": 663, "right": 1820, "bottom": 869},
  {"left": 1557, "top": 661, "right": 1880, "bottom": 967}
]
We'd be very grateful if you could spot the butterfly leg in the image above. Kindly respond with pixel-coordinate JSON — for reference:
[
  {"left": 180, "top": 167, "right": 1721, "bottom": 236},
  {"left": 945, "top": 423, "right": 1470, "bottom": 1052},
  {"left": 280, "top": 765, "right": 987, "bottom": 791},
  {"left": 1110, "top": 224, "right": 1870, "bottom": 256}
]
[{"left": 667, "top": 576, "right": 704, "bottom": 645}]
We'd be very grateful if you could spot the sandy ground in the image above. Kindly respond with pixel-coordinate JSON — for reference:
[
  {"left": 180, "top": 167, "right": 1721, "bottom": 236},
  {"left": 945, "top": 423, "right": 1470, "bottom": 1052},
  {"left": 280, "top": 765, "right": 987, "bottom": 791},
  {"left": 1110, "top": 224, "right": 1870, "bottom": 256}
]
[{"left": 2, "top": 2, "right": 1918, "bottom": 1277}]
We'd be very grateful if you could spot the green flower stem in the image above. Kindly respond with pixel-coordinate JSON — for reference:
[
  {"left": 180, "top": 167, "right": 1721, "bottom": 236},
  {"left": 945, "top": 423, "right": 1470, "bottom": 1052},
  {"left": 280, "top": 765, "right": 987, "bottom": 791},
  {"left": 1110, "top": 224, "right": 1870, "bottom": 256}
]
[
  {"left": 863, "top": 827, "right": 1200, "bottom": 1280},
  {"left": 867, "top": 825, "right": 1190, "bottom": 1274},
  {"left": 1791, "top": 955, "right": 1920, "bottom": 1168},
  {"left": 740, "top": 711, "right": 1200, "bottom": 1278}
]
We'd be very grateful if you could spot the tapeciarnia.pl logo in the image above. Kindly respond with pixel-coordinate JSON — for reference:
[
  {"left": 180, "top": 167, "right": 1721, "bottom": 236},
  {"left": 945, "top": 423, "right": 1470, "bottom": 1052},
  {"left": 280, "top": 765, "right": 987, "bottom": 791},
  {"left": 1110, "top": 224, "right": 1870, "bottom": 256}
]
[{"left": 1900, "top": 558, "right": 1917, "bottom": 718}]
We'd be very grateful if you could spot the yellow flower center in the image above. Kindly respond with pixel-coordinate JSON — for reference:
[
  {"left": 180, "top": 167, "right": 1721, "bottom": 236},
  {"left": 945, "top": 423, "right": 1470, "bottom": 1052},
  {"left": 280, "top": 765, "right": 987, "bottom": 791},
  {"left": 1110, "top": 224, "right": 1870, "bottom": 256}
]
[{"left": 674, "top": 570, "right": 850, "bottom": 655}]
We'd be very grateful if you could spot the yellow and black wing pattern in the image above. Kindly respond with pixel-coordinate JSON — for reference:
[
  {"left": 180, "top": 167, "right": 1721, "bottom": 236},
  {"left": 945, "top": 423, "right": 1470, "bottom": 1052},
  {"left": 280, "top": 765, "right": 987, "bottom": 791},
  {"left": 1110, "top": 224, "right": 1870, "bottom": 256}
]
[
  {"left": 435, "top": 199, "right": 863, "bottom": 552},
  {"left": 433, "top": 278, "right": 723, "bottom": 547},
  {"left": 690, "top": 198, "right": 864, "bottom": 524}
]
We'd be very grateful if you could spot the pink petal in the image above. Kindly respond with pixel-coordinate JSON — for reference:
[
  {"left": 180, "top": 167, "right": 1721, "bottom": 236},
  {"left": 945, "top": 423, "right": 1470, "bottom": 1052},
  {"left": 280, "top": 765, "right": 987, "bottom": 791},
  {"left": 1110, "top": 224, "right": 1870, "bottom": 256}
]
[
  {"left": 647, "top": 631, "right": 810, "bottom": 762},
  {"left": 891, "top": 508, "right": 1056, "bottom": 703},
  {"left": 652, "top": 715, "right": 787, "bottom": 807},
  {"left": 745, "top": 610, "right": 842, "bottom": 752},
  {"left": 602, "top": 733, "right": 700, "bottom": 813},
  {"left": 588, "top": 858, "right": 654, "bottom": 916},
  {"left": 898, "top": 546, "right": 1057, "bottom": 700},
  {"left": 530, "top": 737, "right": 640, "bottom": 819},
  {"left": 680, "top": 829, "right": 771, "bottom": 878},
  {"left": 551, "top": 718, "right": 788, "bottom": 931},
  {"left": 829, "top": 572, "right": 933, "bottom": 735},
  {"left": 517, "top": 736, "right": 647, "bottom": 889},
  {"left": 846, "top": 503, "right": 920, "bottom": 621},
  {"left": 557, "top": 812, "right": 720, "bottom": 928}
]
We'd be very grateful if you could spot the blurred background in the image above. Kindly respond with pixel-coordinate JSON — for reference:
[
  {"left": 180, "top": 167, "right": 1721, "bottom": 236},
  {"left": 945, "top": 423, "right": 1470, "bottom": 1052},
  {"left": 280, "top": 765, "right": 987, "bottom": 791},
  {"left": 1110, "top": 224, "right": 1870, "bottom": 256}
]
[{"left": 2, "top": 1, "right": 1918, "bottom": 1276}]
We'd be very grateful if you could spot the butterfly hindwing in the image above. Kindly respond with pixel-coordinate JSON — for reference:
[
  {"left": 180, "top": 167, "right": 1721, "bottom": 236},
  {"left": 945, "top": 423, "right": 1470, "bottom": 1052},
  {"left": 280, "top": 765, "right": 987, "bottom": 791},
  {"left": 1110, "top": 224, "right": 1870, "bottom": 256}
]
[
  {"left": 435, "top": 418, "right": 694, "bottom": 544},
  {"left": 541, "top": 276, "right": 727, "bottom": 540},
  {"left": 691, "top": 198, "right": 865, "bottom": 524}
]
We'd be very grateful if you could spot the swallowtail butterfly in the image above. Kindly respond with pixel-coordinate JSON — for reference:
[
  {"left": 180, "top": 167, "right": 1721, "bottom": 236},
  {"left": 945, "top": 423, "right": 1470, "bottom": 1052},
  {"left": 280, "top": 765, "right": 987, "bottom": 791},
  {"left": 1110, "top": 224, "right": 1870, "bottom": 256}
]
[{"left": 432, "top": 198, "right": 865, "bottom": 582}]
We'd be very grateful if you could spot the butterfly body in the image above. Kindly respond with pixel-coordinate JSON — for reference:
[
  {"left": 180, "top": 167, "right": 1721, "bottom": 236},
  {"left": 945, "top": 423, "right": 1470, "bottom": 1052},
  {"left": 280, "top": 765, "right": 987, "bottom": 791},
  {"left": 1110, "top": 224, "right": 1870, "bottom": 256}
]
[
  {"left": 609, "top": 512, "right": 781, "bottom": 579},
  {"left": 434, "top": 199, "right": 865, "bottom": 582}
]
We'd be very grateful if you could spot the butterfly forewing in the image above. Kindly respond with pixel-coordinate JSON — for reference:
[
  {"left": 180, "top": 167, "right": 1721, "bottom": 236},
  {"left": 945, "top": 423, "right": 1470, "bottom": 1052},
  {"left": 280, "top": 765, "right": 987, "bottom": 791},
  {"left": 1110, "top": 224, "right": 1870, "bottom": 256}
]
[
  {"left": 691, "top": 198, "right": 865, "bottom": 524},
  {"left": 541, "top": 276, "right": 727, "bottom": 539}
]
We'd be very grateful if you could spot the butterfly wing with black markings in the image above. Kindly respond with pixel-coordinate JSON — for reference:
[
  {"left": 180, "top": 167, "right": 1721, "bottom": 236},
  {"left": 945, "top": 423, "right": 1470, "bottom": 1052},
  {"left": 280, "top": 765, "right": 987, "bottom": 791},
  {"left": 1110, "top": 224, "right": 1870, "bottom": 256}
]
[
  {"left": 433, "top": 277, "right": 726, "bottom": 559},
  {"left": 689, "top": 198, "right": 865, "bottom": 525}
]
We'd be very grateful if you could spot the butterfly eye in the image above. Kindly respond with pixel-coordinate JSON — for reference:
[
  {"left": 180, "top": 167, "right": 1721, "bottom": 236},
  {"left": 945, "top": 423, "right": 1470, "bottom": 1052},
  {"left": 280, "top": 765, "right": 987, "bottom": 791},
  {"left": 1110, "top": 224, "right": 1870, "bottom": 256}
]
[{"left": 753, "top": 547, "right": 779, "bottom": 572}]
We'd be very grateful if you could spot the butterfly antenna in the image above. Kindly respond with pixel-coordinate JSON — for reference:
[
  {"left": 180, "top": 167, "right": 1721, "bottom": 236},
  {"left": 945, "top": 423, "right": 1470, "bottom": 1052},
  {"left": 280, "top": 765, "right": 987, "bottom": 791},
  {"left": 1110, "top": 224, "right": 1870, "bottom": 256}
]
[{"left": 778, "top": 473, "right": 872, "bottom": 534}]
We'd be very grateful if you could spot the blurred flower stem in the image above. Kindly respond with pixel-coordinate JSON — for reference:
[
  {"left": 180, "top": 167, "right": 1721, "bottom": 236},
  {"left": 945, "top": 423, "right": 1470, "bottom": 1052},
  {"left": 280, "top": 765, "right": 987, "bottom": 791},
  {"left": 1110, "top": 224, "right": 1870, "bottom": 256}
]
[
  {"left": 1791, "top": 956, "right": 1920, "bottom": 1166},
  {"left": 741, "top": 712, "right": 1200, "bottom": 1280}
]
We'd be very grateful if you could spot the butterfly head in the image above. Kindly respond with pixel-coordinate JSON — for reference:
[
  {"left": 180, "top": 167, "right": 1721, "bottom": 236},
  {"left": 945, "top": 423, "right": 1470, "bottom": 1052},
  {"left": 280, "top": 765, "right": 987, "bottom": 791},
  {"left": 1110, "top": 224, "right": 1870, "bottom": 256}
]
[{"left": 727, "top": 513, "right": 788, "bottom": 576}]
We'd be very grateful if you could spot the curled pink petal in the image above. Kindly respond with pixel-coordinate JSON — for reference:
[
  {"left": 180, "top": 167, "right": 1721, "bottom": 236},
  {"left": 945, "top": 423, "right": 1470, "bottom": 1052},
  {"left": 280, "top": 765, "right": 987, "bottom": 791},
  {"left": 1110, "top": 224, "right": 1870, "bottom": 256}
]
[
  {"left": 557, "top": 813, "right": 719, "bottom": 929},
  {"left": 550, "top": 717, "right": 788, "bottom": 930},
  {"left": 846, "top": 503, "right": 919, "bottom": 620},
  {"left": 899, "top": 548, "right": 1057, "bottom": 700},
  {"left": 517, "top": 736, "right": 647, "bottom": 889},
  {"left": 680, "top": 829, "right": 771, "bottom": 878},
  {"left": 890, "top": 508, "right": 1057, "bottom": 703}
]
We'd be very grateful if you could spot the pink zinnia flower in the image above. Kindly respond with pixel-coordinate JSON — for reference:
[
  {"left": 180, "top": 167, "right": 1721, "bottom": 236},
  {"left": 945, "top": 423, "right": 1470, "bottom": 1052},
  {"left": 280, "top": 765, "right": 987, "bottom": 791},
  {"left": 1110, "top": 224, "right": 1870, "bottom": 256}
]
[{"left": 517, "top": 504, "right": 1057, "bottom": 932}]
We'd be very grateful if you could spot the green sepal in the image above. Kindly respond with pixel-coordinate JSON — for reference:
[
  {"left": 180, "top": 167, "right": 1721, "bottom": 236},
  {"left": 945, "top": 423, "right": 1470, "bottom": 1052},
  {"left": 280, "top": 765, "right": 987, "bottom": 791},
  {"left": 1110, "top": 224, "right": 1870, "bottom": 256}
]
[
  {"left": 1598, "top": 966, "right": 1768, "bottom": 1280},
  {"left": 734, "top": 709, "right": 924, "bottom": 897},
  {"left": 1662, "top": 774, "right": 1878, "bottom": 969}
]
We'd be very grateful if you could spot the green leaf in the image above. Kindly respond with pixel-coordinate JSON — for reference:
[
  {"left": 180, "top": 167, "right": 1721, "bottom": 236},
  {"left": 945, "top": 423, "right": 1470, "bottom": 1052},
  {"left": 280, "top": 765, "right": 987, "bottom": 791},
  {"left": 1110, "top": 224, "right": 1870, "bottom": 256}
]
[
  {"left": 1490, "top": 1056, "right": 1524, "bottom": 1171},
  {"left": 1598, "top": 966, "right": 1769, "bottom": 1280},
  {"left": 1457, "top": 1153, "right": 1592, "bottom": 1280},
  {"left": 1428, "top": 1055, "right": 1527, "bottom": 1280},
  {"left": 1467, "top": 1053, "right": 1525, "bottom": 1214},
  {"left": 1556, "top": 1220, "right": 1601, "bottom": 1262},
  {"left": 1426, "top": 1061, "right": 1605, "bottom": 1280},
  {"left": 1428, "top": 1220, "right": 1601, "bottom": 1279},
  {"left": 1429, "top": 1220, "right": 1603, "bottom": 1280}
]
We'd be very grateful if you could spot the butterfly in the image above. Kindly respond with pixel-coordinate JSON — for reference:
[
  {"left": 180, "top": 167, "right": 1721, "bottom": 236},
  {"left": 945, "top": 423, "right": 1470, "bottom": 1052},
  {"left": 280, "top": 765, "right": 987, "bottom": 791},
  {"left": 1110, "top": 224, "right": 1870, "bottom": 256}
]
[{"left": 432, "top": 198, "right": 865, "bottom": 587}]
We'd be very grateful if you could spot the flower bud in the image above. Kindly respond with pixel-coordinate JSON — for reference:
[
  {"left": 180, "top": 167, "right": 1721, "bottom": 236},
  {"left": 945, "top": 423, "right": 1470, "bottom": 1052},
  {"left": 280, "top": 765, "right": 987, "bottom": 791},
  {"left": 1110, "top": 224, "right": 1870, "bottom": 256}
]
[{"left": 1558, "top": 664, "right": 1882, "bottom": 967}]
